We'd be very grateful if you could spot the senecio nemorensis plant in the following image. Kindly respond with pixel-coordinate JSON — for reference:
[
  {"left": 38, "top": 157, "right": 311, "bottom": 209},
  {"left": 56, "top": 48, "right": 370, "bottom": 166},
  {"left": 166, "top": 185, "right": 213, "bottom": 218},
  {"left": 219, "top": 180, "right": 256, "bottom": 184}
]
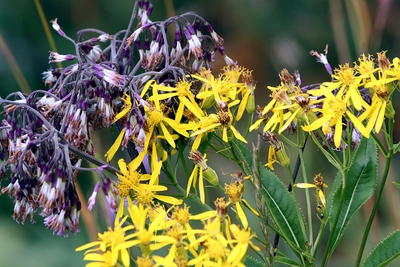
[{"left": 2, "top": 0, "right": 400, "bottom": 266}]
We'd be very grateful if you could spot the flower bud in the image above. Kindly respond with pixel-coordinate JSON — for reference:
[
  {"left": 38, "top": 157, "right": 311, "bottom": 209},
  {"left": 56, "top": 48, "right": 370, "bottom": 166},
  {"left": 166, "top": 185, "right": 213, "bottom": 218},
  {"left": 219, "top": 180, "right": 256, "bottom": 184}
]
[
  {"left": 201, "top": 95, "right": 215, "bottom": 110},
  {"left": 203, "top": 167, "right": 219, "bottom": 186},
  {"left": 385, "top": 101, "right": 395, "bottom": 119},
  {"left": 276, "top": 147, "right": 290, "bottom": 168},
  {"left": 246, "top": 93, "right": 255, "bottom": 114}
]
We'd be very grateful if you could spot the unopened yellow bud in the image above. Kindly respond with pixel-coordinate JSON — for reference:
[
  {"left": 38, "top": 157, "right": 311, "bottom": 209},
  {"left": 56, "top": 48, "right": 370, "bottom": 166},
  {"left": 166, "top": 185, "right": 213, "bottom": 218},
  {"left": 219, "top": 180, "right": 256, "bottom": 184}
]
[
  {"left": 227, "top": 128, "right": 234, "bottom": 142},
  {"left": 246, "top": 93, "right": 255, "bottom": 114},
  {"left": 203, "top": 167, "right": 219, "bottom": 186},
  {"left": 202, "top": 95, "right": 215, "bottom": 110},
  {"left": 276, "top": 144, "right": 290, "bottom": 168},
  {"left": 385, "top": 101, "right": 395, "bottom": 119}
]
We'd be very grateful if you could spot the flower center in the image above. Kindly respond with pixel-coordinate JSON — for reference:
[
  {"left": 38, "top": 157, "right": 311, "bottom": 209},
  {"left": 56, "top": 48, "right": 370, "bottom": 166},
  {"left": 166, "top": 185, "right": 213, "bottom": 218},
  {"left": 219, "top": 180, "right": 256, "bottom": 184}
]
[
  {"left": 335, "top": 64, "right": 354, "bottom": 86},
  {"left": 176, "top": 80, "right": 191, "bottom": 97},
  {"left": 135, "top": 187, "right": 153, "bottom": 205},
  {"left": 148, "top": 110, "right": 164, "bottom": 126}
]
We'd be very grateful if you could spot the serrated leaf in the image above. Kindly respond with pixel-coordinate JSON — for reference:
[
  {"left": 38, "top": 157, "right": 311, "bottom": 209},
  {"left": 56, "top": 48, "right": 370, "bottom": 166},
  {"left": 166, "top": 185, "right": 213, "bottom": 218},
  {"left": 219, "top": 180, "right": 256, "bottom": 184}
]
[
  {"left": 363, "top": 229, "right": 400, "bottom": 267},
  {"left": 393, "top": 142, "right": 400, "bottom": 154},
  {"left": 326, "top": 171, "right": 343, "bottom": 217},
  {"left": 393, "top": 181, "right": 400, "bottom": 190},
  {"left": 232, "top": 139, "right": 253, "bottom": 174},
  {"left": 275, "top": 256, "right": 303, "bottom": 266},
  {"left": 328, "top": 137, "right": 377, "bottom": 253},
  {"left": 259, "top": 162, "right": 307, "bottom": 260},
  {"left": 244, "top": 256, "right": 266, "bottom": 267}
]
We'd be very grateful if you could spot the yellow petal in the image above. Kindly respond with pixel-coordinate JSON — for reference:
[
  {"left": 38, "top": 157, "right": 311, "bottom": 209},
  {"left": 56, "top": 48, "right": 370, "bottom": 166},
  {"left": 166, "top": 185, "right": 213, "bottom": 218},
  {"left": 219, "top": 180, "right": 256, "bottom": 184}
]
[
  {"left": 262, "top": 99, "right": 276, "bottom": 115},
  {"left": 128, "top": 150, "right": 146, "bottom": 171},
  {"left": 241, "top": 198, "right": 259, "bottom": 217},
  {"left": 250, "top": 118, "right": 264, "bottom": 132},
  {"left": 179, "top": 96, "right": 203, "bottom": 119},
  {"left": 199, "top": 168, "right": 205, "bottom": 204},
  {"left": 141, "top": 80, "right": 155, "bottom": 98},
  {"left": 346, "top": 111, "right": 369, "bottom": 138},
  {"left": 294, "top": 183, "right": 317, "bottom": 188},
  {"left": 222, "top": 127, "right": 228, "bottom": 142},
  {"left": 160, "top": 122, "right": 176, "bottom": 148},
  {"left": 121, "top": 248, "right": 130, "bottom": 267},
  {"left": 375, "top": 101, "right": 386, "bottom": 133},
  {"left": 149, "top": 92, "right": 178, "bottom": 101},
  {"left": 175, "top": 102, "right": 185, "bottom": 122},
  {"left": 334, "top": 117, "right": 343, "bottom": 148},
  {"left": 104, "top": 128, "right": 126, "bottom": 162},
  {"left": 192, "top": 134, "right": 202, "bottom": 150},
  {"left": 236, "top": 202, "right": 248, "bottom": 229},
  {"left": 230, "top": 125, "right": 247, "bottom": 143},
  {"left": 76, "top": 241, "right": 101, "bottom": 252},
  {"left": 154, "top": 194, "right": 183, "bottom": 205},
  {"left": 186, "top": 166, "right": 198, "bottom": 197},
  {"left": 189, "top": 210, "right": 217, "bottom": 220}
]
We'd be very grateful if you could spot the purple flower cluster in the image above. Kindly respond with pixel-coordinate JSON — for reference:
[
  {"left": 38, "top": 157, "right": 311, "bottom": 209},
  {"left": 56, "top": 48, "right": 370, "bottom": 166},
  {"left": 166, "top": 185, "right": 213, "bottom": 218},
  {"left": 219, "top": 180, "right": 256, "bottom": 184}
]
[{"left": 0, "top": 0, "right": 235, "bottom": 236}]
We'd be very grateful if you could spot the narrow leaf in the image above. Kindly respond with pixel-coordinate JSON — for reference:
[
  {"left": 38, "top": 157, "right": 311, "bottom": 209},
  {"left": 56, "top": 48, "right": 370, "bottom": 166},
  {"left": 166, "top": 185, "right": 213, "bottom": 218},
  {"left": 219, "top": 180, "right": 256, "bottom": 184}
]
[
  {"left": 393, "top": 181, "right": 400, "bottom": 190},
  {"left": 275, "top": 256, "right": 303, "bottom": 267},
  {"left": 326, "top": 171, "right": 342, "bottom": 218},
  {"left": 328, "top": 137, "right": 377, "bottom": 253},
  {"left": 393, "top": 142, "right": 400, "bottom": 154},
  {"left": 363, "top": 229, "right": 400, "bottom": 267},
  {"left": 259, "top": 162, "right": 307, "bottom": 259}
]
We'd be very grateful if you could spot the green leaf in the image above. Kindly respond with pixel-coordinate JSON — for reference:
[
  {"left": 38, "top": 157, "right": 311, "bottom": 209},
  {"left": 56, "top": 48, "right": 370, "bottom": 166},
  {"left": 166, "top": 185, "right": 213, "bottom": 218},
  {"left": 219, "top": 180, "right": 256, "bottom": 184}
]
[
  {"left": 244, "top": 256, "right": 266, "bottom": 267},
  {"left": 326, "top": 171, "right": 343, "bottom": 217},
  {"left": 275, "top": 256, "right": 303, "bottom": 266},
  {"left": 393, "top": 181, "right": 400, "bottom": 190},
  {"left": 363, "top": 229, "right": 400, "bottom": 267},
  {"left": 259, "top": 162, "right": 307, "bottom": 259},
  {"left": 393, "top": 141, "right": 400, "bottom": 154},
  {"left": 328, "top": 137, "right": 377, "bottom": 253},
  {"left": 232, "top": 139, "right": 253, "bottom": 174}
]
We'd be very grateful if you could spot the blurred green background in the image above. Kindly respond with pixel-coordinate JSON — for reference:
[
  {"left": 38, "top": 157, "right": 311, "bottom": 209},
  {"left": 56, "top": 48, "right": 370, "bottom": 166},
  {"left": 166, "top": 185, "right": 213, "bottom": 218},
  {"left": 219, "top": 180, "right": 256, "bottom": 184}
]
[{"left": 1, "top": 0, "right": 400, "bottom": 266}]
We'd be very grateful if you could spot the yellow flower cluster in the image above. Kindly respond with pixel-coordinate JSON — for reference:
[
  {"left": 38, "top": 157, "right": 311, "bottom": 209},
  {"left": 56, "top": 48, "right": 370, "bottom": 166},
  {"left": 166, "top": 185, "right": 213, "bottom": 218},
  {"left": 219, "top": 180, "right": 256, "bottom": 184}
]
[
  {"left": 252, "top": 52, "right": 399, "bottom": 149},
  {"left": 77, "top": 196, "right": 259, "bottom": 267},
  {"left": 104, "top": 66, "right": 254, "bottom": 207}
]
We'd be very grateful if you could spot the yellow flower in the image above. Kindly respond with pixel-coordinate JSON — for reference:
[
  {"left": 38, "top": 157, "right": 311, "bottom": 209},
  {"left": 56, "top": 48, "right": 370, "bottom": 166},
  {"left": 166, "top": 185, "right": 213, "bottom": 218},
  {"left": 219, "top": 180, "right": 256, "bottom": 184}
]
[
  {"left": 148, "top": 79, "right": 204, "bottom": 122},
  {"left": 140, "top": 80, "right": 197, "bottom": 149},
  {"left": 295, "top": 173, "right": 328, "bottom": 209},
  {"left": 227, "top": 225, "right": 260, "bottom": 266},
  {"left": 191, "top": 101, "right": 247, "bottom": 144},
  {"left": 134, "top": 161, "right": 183, "bottom": 206},
  {"left": 187, "top": 150, "right": 219, "bottom": 204},
  {"left": 302, "top": 85, "right": 369, "bottom": 148},
  {"left": 193, "top": 71, "right": 242, "bottom": 104},
  {"left": 115, "top": 200, "right": 176, "bottom": 255},
  {"left": 322, "top": 63, "right": 365, "bottom": 110},
  {"left": 76, "top": 215, "right": 134, "bottom": 267},
  {"left": 225, "top": 181, "right": 248, "bottom": 229},
  {"left": 265, "top": 146, "right": 277, "bottom": 170}
]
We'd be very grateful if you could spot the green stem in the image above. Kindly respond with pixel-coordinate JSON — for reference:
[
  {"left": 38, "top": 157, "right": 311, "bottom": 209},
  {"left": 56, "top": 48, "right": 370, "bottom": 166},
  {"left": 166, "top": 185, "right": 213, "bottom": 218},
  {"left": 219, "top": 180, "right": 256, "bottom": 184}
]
[
  {"left": 316, "top": 129, "right": 342, "bottom": 166},
  {"left": 279, "top": 132, "right": 299, "bottom": 148},
  {"left": 287, "top": 165, "right": 308, "bottom": 248},
  {"left": 355, "top": 120, "right": 394, "bottom": 267},
  {"left": 229, "top": 142, "right": 250, "bottom": 177},
  {"left": 321, "top": 169, "right": 346, "bottom": 267},
  {"left": 370, "top": 131, "right": 388, "bottom": 157},
  {"left": 312, "top": 217, "right": 327, "bottom": 257},
  {"left": 298, "top": 130, "right": 313, "bottom": 243},
  {"left": 34, "top": 0, "right": 62, "bottom": 69},
  {"left": 244, "top": 112, "right": 253, "bottom": 139},
  {"left": 310, "top": 132, "right": 343, "bottom": 170},
  {"left": 206, "top": 141, "right": 233, "bottom": 160},
  {"left": 178, "top": 138, "right": 190, "bottom": 178}
]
